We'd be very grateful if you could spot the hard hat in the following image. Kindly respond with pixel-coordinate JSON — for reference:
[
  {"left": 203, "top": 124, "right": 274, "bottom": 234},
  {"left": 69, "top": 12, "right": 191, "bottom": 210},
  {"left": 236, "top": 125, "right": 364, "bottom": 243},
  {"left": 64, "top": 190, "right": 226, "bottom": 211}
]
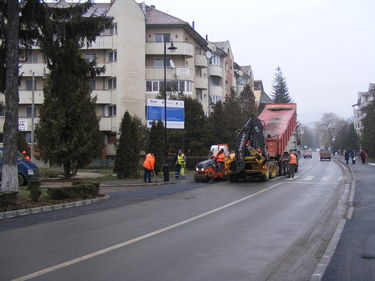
[{"left": 22, "top": 151, "right": 26, "bottom": 154}]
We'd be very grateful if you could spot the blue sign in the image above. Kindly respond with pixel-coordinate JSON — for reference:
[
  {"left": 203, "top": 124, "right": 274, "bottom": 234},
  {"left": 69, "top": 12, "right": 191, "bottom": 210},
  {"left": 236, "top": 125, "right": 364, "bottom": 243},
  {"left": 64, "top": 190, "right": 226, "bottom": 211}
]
[{"left": 147, "top": 99, "right": 184, "bottom": 129}]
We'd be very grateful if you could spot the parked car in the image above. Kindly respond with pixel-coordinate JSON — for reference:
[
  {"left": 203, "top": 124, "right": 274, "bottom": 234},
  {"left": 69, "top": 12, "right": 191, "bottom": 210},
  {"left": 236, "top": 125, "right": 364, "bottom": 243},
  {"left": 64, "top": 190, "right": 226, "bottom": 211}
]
[
  {"left": 0, "top": 147, "right": 39, "bottom": 186},
  {"left": 303, "top": 150, "right": 313, "bottom": 159}
]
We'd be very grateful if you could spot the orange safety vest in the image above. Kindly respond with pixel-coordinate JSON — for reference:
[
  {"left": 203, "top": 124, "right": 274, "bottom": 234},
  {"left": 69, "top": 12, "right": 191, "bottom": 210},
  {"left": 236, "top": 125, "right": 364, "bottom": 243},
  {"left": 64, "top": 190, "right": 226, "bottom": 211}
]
[
  {"left": 143, "top": 153, "right": 155, "bottom": 170},
  {"left": 289, "top": 153, "right": 297, "bottom": 164},
  {"left": 215, "top": 152, "right": 226, "bottom": 163}
]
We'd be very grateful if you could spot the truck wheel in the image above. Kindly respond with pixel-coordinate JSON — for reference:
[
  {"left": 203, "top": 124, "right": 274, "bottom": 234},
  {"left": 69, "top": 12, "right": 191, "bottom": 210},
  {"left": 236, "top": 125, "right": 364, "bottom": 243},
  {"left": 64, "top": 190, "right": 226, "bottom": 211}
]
[
  {"left": 262, "top": 170, "right": 269, "bottom": 181},
  {"left": 18, "top": 174, "right": 26, "bottom": 186},
  {"left": 270, "top": 166, "right": 278, "bottom": 179}
]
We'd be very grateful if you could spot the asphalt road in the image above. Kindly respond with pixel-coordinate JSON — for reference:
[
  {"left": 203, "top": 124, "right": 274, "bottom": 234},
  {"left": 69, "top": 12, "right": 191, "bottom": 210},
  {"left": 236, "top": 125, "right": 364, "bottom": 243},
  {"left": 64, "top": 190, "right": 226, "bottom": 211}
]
[{"left": 0, "top": 153, "right": 347, "bottom": 281}]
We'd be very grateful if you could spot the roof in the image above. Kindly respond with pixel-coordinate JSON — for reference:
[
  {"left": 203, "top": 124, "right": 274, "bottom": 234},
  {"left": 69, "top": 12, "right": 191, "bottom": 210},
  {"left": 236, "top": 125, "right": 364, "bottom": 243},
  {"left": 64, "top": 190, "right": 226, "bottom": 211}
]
[
  {"left": 47, "top": 1, "right": 112, "bottom": 16},
  {"left": 241, "top": 65, "right": 252, "bottom": 75}
]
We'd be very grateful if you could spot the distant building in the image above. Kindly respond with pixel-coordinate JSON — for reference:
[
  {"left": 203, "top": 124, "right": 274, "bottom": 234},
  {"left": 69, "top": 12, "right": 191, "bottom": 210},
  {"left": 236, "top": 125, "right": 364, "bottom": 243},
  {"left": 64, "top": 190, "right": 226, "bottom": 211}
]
[
  {"left": 254, "top": 80, "right": 272, "bottom": 113},
  {"left": 353, "top": 83, "right": 375, "bottom": 136},
  {"left": 234, "top": 64, "right": 255, "bottom": 96}
]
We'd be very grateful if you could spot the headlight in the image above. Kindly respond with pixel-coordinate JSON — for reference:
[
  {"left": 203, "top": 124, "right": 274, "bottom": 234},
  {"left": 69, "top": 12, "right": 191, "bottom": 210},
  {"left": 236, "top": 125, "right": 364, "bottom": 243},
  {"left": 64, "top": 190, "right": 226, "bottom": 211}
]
[
  {"left": 200, "top": 168, "right": 204, "bottom": 172},
  {"left": 196, "top": 167, "right": 199, "bottom": 172},
  {"left": 27, "top": 169, "right": 34, "bottom": 175}
]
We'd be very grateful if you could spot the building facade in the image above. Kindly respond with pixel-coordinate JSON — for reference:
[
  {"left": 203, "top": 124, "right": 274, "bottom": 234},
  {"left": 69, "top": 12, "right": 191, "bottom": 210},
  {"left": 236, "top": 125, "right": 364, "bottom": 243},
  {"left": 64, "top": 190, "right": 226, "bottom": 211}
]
[{"left": 353, "top": 83, "right": 375, "bottom": 136}]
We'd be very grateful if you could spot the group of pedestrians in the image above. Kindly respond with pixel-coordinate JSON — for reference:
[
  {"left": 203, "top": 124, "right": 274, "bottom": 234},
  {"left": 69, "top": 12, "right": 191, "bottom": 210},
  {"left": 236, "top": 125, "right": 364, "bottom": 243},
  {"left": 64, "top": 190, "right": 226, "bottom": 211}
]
[
  {"left": 344, "top": 148, "right": 367, "bottom": 165},
  {"left": 280, "top": 150, "right": 298, "bottom": 178}
]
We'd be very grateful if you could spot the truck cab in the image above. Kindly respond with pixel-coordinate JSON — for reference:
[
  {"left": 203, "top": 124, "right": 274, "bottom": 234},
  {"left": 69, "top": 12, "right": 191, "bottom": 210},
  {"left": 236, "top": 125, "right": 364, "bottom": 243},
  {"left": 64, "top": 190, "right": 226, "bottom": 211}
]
[{"left": 0, "top": 148, "right": 39, "bottom": 186}]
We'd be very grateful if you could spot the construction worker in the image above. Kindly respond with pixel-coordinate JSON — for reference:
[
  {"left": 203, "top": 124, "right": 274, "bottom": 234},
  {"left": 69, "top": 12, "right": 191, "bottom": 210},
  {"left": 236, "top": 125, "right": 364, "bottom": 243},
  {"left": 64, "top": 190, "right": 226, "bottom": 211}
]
[
  {"left": 287, "top": 151, "right": 297, "bottom": 178},
  {"left": 176, "top": 150, "right": 186, "bottom": 179},
  {"left": 22, "top": 151, "right": 31, "bottom": 161},
  {"left": 215, "top": 148, "right": 226, "bottom": 170},
  {"left": 143, "top": 152, "right": 156, "bottom": 183}
]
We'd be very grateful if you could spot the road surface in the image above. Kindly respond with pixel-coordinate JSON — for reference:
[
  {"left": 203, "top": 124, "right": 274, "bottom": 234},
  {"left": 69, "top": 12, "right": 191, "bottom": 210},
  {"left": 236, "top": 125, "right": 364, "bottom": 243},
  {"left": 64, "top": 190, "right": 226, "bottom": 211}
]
[{"left": 0, "top": 153, "right": 347, "bottom": 281}]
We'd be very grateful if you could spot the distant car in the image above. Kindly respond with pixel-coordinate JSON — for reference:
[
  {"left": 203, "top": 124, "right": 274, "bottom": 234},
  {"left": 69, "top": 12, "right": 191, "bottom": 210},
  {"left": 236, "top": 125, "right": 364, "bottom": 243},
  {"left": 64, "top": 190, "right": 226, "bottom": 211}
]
[
  {"left": 303, "top": 150, "right": 312, "bottom": 159},
  {"left": 319, "top": 149, "right": 332, "bottom": 161}
]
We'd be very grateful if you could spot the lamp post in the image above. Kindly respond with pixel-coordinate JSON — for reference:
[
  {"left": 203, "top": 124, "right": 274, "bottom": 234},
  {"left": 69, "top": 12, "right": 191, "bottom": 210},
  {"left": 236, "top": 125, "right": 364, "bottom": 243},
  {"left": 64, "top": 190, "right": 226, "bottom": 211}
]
[
  {"left": 163, "top": 39, "right": 177, "bottom": 182},
  {"left": 31, "top": 72, "right": 35, "bottom": 162}
]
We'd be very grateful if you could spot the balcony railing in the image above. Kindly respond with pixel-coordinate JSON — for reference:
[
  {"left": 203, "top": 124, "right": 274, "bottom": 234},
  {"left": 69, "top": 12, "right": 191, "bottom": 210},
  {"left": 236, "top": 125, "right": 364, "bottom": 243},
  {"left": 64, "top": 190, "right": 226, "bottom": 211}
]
[
  {"left": 91, "top": 90, "right": 112, "bottom": 104},
  {"left": 145, "top": 67, "right": 193, "bottom": 81},
  {"left": 209, "top": 86, "right": 223, "bottom": 97},
  {"left": 17, "top": 118, "right": 40, "bottom": 132},
  {"left": 195, "top": 77, "right": 208, "bottom": 90},
  {"left": 99, "top": 116, "right": 118, "bottom": 132},
  {"left": 19, "top": 63, "right": 48, "bottom": 77},
  {"left": 208, "top": 65, "right": 223, "bottom": 77},
  {"left": 19, "top": 90, "right": 44, "bottom": 104},
  {"left": 82, "top": 36, "right": 113, "bottom": 50},
  {"left": 97, "top": 63, "right": 117, "bottom": 77},
  {"left": 146, "top": 41, "right": 194, "bottom": 57},
  {"left": 195, "top": 54, "right": 208, "bottom": 68}
]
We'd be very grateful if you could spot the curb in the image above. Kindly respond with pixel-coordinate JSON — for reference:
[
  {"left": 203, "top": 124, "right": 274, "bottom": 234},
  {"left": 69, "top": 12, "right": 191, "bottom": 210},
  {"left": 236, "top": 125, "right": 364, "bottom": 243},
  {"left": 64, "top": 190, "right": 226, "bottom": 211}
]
[
  {"left": 0, "top": 195, "right": 111, "bottom": 220},
  {"left": 100, "top": 179, "right": 193, "bottom": 188},
  {"left": 309, "top": 159, "right": 355, "bottom": 281}
]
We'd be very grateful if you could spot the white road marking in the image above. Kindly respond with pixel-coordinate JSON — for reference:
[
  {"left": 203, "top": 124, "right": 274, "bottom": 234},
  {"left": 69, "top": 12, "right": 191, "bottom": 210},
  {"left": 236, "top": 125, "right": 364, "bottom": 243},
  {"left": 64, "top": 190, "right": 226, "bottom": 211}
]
[
  {"left": 303, "top": 176, "right": 314, "bottom": 181},
  {"left": 321, "top": 176, "right": 330, "bottom": 182},
  {"left": 12, "top": 182, "right": 283, "bottom": 281}
]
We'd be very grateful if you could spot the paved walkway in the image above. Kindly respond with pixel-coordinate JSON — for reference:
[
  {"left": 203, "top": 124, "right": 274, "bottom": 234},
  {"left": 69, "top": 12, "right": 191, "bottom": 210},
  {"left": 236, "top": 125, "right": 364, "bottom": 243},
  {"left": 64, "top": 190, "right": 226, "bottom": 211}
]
[{"left": 322, "top": 159, "right": 375, "bottom": 280}]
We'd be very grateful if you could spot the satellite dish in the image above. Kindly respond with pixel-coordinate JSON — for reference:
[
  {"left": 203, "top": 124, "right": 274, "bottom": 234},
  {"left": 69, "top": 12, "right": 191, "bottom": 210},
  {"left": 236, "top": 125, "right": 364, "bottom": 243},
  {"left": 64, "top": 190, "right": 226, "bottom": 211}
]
[
  {"left": 205, "top": 50, "right": 212, "bottom": 59},
  {"left": 170, "top": 60, "right": 175, "bottom": 68}
]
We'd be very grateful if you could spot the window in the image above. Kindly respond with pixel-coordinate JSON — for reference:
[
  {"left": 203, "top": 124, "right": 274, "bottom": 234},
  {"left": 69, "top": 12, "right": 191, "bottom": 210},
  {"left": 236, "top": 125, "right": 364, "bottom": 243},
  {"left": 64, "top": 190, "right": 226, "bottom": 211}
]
[
  {"left": 209, "top": 55, "right": 221, "bottom": 66},
  {"left": 85, "top": 53, "right": 96, "bottom": 63},
  {"left": 146, "top": 80, "right": 193, "bottom": 94},
  {"left": 110, "top": 23, "right": 117, "bottom": 35},
  {"left": 26, "top": 52, "right": 38, "bottom": 63},
  {"left": 107, "top": 133, "right": 117, "bottom": 144},
  {"left": 105, "top": 105, "right": 116, "bottom": 117},
  {"left": 0, "top": 103, "right": 4, "bottom": 117},
  {"left": 26, "top": 106, "right": 36, "bottom": 118},
  {"left": 107, "top": 78, "right": 117, "bottom": 89},
  {"left": 109, "top": 51, "right": 117, "bottom": 62},
  {"left": 154, "top": 33, "right": 170, "bottom": 42},
  {"left": 146, "top": 81, "right": 152, "bottom": 92},
  {"left": 26, "top": 79, "right": 36, "bottom": 90},
  {"left": 154, "top": 58, "right": 171, "bottom": 67},
  {"left": 89, "top": 79, "right": 96, "bottom": 90}
]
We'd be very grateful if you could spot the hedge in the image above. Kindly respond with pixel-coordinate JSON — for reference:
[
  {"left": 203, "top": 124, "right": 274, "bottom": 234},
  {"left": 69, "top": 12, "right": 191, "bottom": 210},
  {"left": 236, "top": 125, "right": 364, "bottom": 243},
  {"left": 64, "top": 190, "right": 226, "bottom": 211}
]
[
  {"left": 47, "top": 182, "right": 100, "bottom": 200},
  {"left": 0, "top": 192, "right": 18, "bottom": 207}
]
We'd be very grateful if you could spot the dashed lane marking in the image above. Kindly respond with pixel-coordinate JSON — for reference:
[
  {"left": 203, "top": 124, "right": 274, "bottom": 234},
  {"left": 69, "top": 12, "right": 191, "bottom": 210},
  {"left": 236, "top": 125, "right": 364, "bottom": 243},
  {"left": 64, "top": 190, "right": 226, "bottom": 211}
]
[
  {"left": 303, "top": 176, "right": 314, "bottom": 181},
  {"left": 321, "top": 176, "right": 330, "bottom": 182}
]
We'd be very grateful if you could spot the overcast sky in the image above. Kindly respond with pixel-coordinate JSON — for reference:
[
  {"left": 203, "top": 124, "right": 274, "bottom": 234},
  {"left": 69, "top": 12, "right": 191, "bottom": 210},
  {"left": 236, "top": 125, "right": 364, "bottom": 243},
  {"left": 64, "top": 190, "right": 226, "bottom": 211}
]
[{"left": 94, "top": 0, "right": 375, "bottom": 125}]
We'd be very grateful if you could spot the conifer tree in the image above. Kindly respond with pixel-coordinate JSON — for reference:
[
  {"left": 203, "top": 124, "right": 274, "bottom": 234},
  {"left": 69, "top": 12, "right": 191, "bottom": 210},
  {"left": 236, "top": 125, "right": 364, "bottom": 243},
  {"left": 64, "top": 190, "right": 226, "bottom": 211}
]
[
  {"left": 148, "top": 121, "right": 165, "bottom": 172},
  {"left": 239, "top": 84, "right": 258, "bottom": 123},
  {"left": 271, "top": 66, "right": 293, "bottom": 104},
  {"left": 362, "top": 103, "right": 375, "bottom": 157},
  {"left": 35, "top": 1, "right": 112, "bottom": 178},
  {"left": 114, "top": 112, "right": 133, "bottom": 178}
]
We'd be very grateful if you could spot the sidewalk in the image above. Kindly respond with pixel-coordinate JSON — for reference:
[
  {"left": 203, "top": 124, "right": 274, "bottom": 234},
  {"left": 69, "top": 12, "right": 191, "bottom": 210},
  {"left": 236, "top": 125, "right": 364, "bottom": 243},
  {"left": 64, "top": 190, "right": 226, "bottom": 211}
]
[{"left": 322, "top": 158, "right": 375, "bottom": 280}]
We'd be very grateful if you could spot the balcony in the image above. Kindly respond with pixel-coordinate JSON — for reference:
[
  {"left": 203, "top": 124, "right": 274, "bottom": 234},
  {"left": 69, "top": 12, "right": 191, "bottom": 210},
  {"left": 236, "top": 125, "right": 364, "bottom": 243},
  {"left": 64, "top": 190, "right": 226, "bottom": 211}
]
[
  {"left": 195, "top": 77, "right": 208, "bottom": 90},
  {"left": 19, "top": 63, "right": 48, "bottom": 77},
  {"left": 19, "top": 90, "right": 44, "bottom": 104},
  {"left": 195, "top": 55, "right": 208, "bottom": 68},
  {"left": 99, "top": 116, "right": 117, "bottom": 132},
  {"left": 83, "top": 36, "right": 113, "bottom": 50},
  {"left": 106, "top": 143, "right": 116, "bottom": 156},
  {"left": 146, "top": 41, "right": 194, "bottom": 57},
  {"left": 145, "top": 67, "right": 193, "bottom": 81},
  {"left": 208, "top": 65, "right": 223, "bottom": 77},
  {"left": 210, "top": 86, "right": 223, "bottom": 97},
  {"left": 97, "top": 63, "right": 117, "bottom": 77},
  {"left": 91, "top": 90, "right": 112, "bottom": 104},
  {"left": 18, "top": 118, "right": 40, "bottom": 132}
]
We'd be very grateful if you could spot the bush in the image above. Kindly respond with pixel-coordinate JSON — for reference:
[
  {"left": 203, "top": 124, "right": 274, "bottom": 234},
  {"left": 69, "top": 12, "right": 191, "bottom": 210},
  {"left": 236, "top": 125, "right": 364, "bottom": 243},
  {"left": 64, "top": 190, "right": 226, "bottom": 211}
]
[
  {"left": 39, "top": 168, "right": 62, "bottom": 178},
  {"left": 0, "top": 192, "right": 18, "bottom": 207},
  {"left": 30, "top": 189, "right": 42, "bottom": 202},
  {"left": 47, "top": 182, "right": 100, "bottom": 200},
  {"left": 28, "top": 180, "right": 41, "bottom": 190}
]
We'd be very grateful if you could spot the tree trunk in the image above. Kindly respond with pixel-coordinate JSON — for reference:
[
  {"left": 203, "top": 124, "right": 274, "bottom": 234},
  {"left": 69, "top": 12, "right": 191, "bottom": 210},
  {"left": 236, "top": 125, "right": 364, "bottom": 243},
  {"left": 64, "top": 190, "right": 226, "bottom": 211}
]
[{"left": 1, "top": 0, "right": 20, "bottom": 191}]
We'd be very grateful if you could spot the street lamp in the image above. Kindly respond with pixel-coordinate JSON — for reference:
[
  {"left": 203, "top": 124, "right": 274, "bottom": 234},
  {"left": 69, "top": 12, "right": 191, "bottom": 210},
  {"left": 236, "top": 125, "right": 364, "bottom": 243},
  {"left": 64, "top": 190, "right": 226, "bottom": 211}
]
[{"left": 163, "top": 39, "right": 177, "bottom": 182}]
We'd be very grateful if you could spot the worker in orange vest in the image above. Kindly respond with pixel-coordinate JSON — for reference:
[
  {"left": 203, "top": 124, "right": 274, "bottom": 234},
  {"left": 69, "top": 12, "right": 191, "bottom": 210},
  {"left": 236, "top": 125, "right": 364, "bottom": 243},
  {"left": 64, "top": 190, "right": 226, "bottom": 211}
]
[
  {"left": 215, "top": 148, "right": 226, "bottom": 170},
  {"left": 22, "top": 151, "right": 31, "bottom": 161},
  {"left": 287, "top": 151, "right": 297, "bottom": 178},
  {"left": 143, "top": 152, "right": 156, "bottom": 183}
]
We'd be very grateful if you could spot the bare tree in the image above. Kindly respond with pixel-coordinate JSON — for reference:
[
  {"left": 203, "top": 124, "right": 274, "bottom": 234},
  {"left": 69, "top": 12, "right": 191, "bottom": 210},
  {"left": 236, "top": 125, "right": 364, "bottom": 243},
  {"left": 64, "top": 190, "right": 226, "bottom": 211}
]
[
  {"left": 1, "top": 0, "right": 20, "bottom": 191},
  {"left": 316, "top": 113, "right": 346, "bottom": 148}
]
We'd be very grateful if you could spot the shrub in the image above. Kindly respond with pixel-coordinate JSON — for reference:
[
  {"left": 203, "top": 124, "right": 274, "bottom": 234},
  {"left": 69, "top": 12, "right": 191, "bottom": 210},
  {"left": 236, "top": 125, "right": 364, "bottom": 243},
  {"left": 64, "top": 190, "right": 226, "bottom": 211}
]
[
  {"left": 47, "top": 182, "right": 100, "bottom": 200},
  {"left": 0, "top": 192, "right": 18, "bottom": 207},
  {"left": 30, "top": 189, "right": 42, "bottom": 202},
  {"left": 39, "top": 168, "right": 62, "bottom": 178},
  {"left": 28, "top": 180, "right": 41, "bottom": 190}
]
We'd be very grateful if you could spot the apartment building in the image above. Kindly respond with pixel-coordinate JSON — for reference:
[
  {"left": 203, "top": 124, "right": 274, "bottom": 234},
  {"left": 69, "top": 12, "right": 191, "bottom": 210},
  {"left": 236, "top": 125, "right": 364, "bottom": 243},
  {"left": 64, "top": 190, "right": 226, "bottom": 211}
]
[
  {"left": 142, "top": 4, "right": 210, "bottom": 115},
  {"left": 353, "top": 83, "right": 375, "bottom": 136},
  {"left": 234, "top": 64, "right": 255, "bottom": 96}
]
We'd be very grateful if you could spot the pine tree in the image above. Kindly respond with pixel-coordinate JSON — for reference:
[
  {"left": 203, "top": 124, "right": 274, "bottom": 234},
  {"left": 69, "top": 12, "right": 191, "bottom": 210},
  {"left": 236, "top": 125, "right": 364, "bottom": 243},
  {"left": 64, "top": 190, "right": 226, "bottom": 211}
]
[
  {"left": 239, "top": 84, "right": 258, "bottom": 123},
  {"left": 114, "top": 112, "right": 133, "bottom": 178},
  {"left": 35, "top": 1, "right": 112, "bottom": 178},
  {"left": 148, "top": 121, "right": 165, "bottom": 172},
  {"left": 271, "top": 66, "right": 293, "bottom": 104}
]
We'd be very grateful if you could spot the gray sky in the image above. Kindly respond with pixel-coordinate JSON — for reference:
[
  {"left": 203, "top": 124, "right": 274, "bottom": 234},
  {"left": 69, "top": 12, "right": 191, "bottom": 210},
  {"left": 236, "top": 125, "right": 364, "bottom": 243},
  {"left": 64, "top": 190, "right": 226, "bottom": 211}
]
[{"left": 96, "top": 0, "right": 375, "bottom": 124}]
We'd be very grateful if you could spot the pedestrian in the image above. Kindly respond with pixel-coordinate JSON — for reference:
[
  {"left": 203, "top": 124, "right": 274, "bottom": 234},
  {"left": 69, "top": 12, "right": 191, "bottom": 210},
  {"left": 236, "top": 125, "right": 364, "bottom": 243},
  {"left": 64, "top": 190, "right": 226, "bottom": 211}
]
[
  {"left": 22, "top": 151, "right": 31, "bottom": 161},
  {"left": 349, "top": 150, "right": 355, "bottom": 165},
  {"left": 174, "top": 151, "right": 181, "bottom": 179},
  {"left": 176, "top": 150, "right": 186, "bottom": 179},
  {"left": 287, "top": 151, "right": 297, "bottom": 178},
  {"left": 215, "top": 148, "right": 226, "bottom": 170},
  {"left": 143, "top": 152, "right": 156, "bottom": 183},
  {"left": 344, "top": 150, "right": 349, "bottom": 164},
  {"left": 280, "top": 152, "right": 289, "bottom": 176},
  {"left": 359, "top": 149, "right": 367, "bottom": 164}
]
